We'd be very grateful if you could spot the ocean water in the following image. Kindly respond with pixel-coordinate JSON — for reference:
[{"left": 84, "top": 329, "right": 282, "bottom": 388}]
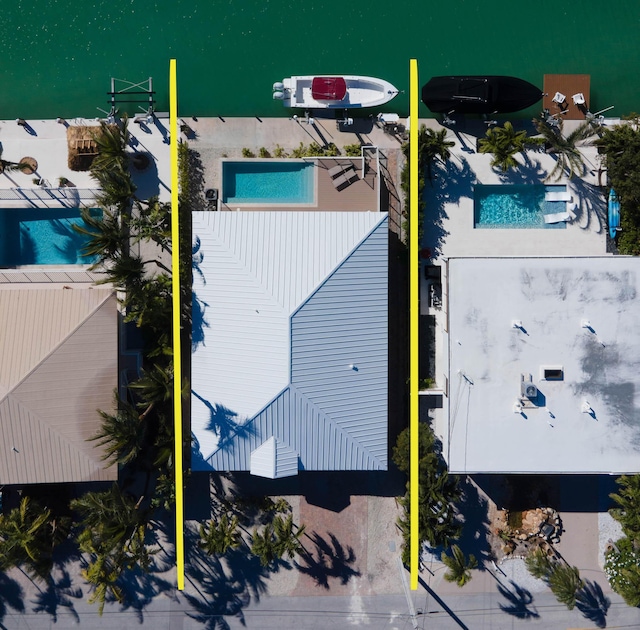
[{"left": 0, "top": 0, "right": 639, "bottom": 119}]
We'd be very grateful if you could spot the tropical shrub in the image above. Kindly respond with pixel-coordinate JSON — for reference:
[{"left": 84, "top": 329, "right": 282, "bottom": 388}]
[
  {"left": 596, "top": 120, "right": 640, "bottom": 254},
  {"left": 393, "top": 422, "right": 462, "bottom": 563},
  {"left": 343, "top": 143, "right": 362, "bottom": 157}
]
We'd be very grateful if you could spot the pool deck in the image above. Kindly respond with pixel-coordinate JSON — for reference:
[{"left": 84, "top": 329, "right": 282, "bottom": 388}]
[
  {"left": 419, "top": 118, "right": 608, "bottom": 259},
  {"left": 0, "top": 115, "right": 610, "bottom": 260},
  {"left": 0, "top": 116, "right": 172, "bottom": 207}
]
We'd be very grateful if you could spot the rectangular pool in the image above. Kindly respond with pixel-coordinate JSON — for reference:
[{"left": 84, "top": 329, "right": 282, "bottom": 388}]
[
  {"left": 0, "top": 207, "right": 100, "bottom": 266},
  {"left": 474, "top": 185, "right": 568, "bottom": 229},
  {"left": 222, "top": 160, "right": 315, "bottom": 205}
]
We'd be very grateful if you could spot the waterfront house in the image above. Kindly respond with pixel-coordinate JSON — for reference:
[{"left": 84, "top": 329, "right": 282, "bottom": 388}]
[{"left": 191, "top": 211, "right": 388, "bottom": 478}]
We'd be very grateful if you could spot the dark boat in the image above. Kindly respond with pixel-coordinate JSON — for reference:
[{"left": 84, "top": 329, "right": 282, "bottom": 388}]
[{"left": 421, "top": 76, "right": 543, "bottom": 114}]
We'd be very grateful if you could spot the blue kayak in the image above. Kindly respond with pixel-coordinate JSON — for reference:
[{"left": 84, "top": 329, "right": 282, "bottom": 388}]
[{"left": 608, "top": 188, "right": 621, "bottom": 240}]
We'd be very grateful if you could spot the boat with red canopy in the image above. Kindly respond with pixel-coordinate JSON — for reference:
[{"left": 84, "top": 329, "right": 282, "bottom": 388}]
[{"left": 273, "top": 75, "right": 399, "bottom": 109}]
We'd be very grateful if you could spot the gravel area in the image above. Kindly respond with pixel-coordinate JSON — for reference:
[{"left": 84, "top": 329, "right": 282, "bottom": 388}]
[{"left": 598, "top": 512, "right": 624, "bottom": 569}]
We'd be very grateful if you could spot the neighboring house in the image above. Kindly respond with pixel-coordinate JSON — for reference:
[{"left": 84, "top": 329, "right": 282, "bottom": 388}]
[
  {"left": 191, "top": 211, "right": 389, "bottom": 478},
  {"left": 0, "top": 281, "right": 118, "bottom": 484},
  {"left": 436, "top": 256, "right": 640, "bottom": 475}
]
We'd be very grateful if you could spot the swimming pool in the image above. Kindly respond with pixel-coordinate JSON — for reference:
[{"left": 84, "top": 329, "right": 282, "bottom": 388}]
[
  {"left": 0, "top": 207, "right": 100, "bottom": 266},
  {"left": 222, "top": 160, "right": 315, "bottom": 205},
  {"left": 474, "top": 185, "right": 568, "bottom": 229}
]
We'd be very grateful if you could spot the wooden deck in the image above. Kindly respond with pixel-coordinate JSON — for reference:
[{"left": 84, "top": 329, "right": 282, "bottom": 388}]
[{"left": 543, "top": 74, "right": 590, "bottom": 120}]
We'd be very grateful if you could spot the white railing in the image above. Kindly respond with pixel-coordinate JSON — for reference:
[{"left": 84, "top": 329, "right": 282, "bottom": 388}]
[{"left": 0, "top": 187, "right": 99, "bottom": 202}]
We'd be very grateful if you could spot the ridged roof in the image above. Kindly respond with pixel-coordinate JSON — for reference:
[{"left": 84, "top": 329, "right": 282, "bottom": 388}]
[
  {"left": 0, "top": 288, "right": 118, "bottom": 484},
  {"left": 192, "top": 212, "right": 388, "bottom": 474}
]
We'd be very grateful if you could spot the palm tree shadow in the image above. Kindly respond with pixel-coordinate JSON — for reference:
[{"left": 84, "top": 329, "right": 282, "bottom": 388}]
[
  {"left": 30, "top": 569, "right": 82, "bottom": 623},
  {"left": 50, "top": 217, "right": 90, "bottom": 263},
  {"left": 454, "top": 478, "right": 492, "bottom": 569},
  {"left": 294, "top": 532, "right": 361, "bottom": 589},
  {"left": 423, "top": 156, "right": 476, "bottom": 259},
  {"left": 183, "top": 525, "right": 269, "bottom": 630},
  {"left": 192, "top": 235, "right": 209, "bottom": 350},
  {"left": 575, "top": 579, "right": 610, "bottom": 628},
  {"left": 0, "top": 572, "right": 25, "bottom": 626},
  {"left": 497, "top": 153, "right": 548, "bottom": 186},
  {"left": 496, "top": 579, "right": 539, "bottom": 619},
  {"left": 116, "top": 566, "right": 176, "bottom": 623}
]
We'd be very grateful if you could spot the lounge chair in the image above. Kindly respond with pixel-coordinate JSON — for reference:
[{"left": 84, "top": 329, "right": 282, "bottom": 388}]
[
  {"left": 328, "top": 163, "right": 347, "bottom": 179},
  {"left": 332, "top": 166, "right": 359, "bottom": 190},
  {"left": 572, "top": 93, "right": 586, "bottom": 106},
  {"left": 545, "top": 191, "right": 572, "bottom": 202},
  {"left": 552, "top": 92, "right": 566, "bottom": 105},
  {"left": 543, "top": 211, "right": 571, "bottom": 224},
  {"left": 332, "top": 173, "right": 350, "bottom": 190}
]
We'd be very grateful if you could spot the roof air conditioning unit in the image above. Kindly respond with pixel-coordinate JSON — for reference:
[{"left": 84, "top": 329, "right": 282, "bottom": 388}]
[{"left": 521, "top": 382, "right": 538, "bottom": 399}]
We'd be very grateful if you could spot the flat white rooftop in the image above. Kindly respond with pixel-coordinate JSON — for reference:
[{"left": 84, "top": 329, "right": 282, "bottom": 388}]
[{"left": 444, "top": 256, "right": 640, "bottom": 474}]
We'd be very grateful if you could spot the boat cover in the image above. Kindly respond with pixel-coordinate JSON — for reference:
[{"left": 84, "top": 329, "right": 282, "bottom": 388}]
[
  {"left": 312, "top": 77, "right": 347, "bottom": 101},
  {"left": 421, "top": 76, "right": 542, "bottom": 114}
]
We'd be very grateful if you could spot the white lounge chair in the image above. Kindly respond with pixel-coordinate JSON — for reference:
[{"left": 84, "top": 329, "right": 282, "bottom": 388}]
[
  {"left": 545, "top": 191, "right": 572, "bottom": 202},
  {"left": 572, "top": 93, "right": 586, "bottom": 106},
  {"left": 552, "top": 92, "right": 566, "bottom": 105},
  {"left": 544, "top": 212, "right": 571, "bottom": 224}
]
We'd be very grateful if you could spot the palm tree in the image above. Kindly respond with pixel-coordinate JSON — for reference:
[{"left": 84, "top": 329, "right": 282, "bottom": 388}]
[
  {"left": 441, "top": 544, "right": 477, "bottom": 587},
  {"left": 90, "top": 118, "right": 130, "bottom": 174},
  {"left": 273, "top": 514, "right": 306, "bottom": 560},
  {"left": 525, "top": 547, "right": 554, "bottom": 579},
  {"left": 72, "top": 484, "right": 153, "bottom": 614},
  {"left": 548, "top": 563, "right": 584, "bottom": 610},
  {"left": 72, "top": 206, "right": 126, "bottom": 267},
  {"left": 0, "top": 497, "right": 66, "bottom": 580},
  {"left": 130, "top": 196, "right": 171, "bottom": 251},
  {"left": 199, "top": 513, "right": 242, "bottom": 555},
  {"left": 251, "top": 523, "right": 278, "bottom": 567},
  {"left": 71, "top": 484, "right": 147, "bottom": 556},
  {"left": 0, "top": 145, "right": 32, "bottom": 174},
  {"left": 88, "top": 394, "right": 148, "bottom": 466},
  {"left": 533, "top": 118, "right": 595, "bottom": 181},
  {"left": 417, "top": 126, "right": 455, "bottom": 181},
  {"left": 478, "top": 121, "right": 544, "bottom": 172}
]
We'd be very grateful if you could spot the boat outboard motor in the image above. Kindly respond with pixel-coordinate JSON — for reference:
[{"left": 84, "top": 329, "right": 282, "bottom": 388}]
[
  {"left": 272, "top": 91, "right": 284, "bottom": 100},
  {"left": 273, "top": 82, "right": 284, "bottom": 91}
]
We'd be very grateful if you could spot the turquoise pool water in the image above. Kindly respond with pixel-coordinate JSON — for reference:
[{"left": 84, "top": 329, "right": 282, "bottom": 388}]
[
  {"left": 0, "top": 208, "right": 100, "bottom": 266},
  {"left": 222, "top": 161, "right": 315, "bottom": 204},
  {"left": 474, "top": 185, "right": 568, "bottom": 229}
]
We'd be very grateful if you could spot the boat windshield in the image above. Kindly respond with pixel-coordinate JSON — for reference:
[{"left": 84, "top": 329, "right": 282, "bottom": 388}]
[{"left": 312, "top": 77, "right": 347, "bottom": 101}]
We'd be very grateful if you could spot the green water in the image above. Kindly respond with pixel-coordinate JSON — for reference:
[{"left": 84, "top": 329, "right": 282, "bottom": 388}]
[{"left": 1, "top": 0, "right": 639, "bottom": 119}]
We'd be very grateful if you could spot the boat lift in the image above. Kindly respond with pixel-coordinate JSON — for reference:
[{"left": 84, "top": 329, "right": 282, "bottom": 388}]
[{"left": 98, "top": 77, "right": 156, "bottom": 123}]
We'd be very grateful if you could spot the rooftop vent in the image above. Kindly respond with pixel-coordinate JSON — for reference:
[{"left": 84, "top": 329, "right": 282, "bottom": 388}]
[
  {"left": 542, "top": 366, "right": 564, "bottom": 380},
  {"left": 521, "top": 381, "right": 538, "bottom": 399}
]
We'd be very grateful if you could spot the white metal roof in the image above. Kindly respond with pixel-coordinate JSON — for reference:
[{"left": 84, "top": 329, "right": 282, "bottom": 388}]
[{"left": 191, "top": 211, "right": 388, "bottom": 473}]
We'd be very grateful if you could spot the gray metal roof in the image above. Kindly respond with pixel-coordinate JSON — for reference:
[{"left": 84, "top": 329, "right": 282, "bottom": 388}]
[
  {"left": 192, "top": 212, "right": 388, "bottom": 475},
  {"left": 0, "top": 287, "right": 118, "bottom": 484}
]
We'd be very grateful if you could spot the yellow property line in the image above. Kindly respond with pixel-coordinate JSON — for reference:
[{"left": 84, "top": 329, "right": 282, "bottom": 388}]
[
  {"left": 169, "top": 58, "right": 185, "bottom": 591},
  {"left": 409, "top": 58, "right": 419, "bottom": 591}
]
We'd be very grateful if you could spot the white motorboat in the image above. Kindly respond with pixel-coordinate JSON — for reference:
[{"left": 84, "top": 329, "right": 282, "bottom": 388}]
[{"left": 273, "top": 75, "right": 399, "bottom": 109}]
